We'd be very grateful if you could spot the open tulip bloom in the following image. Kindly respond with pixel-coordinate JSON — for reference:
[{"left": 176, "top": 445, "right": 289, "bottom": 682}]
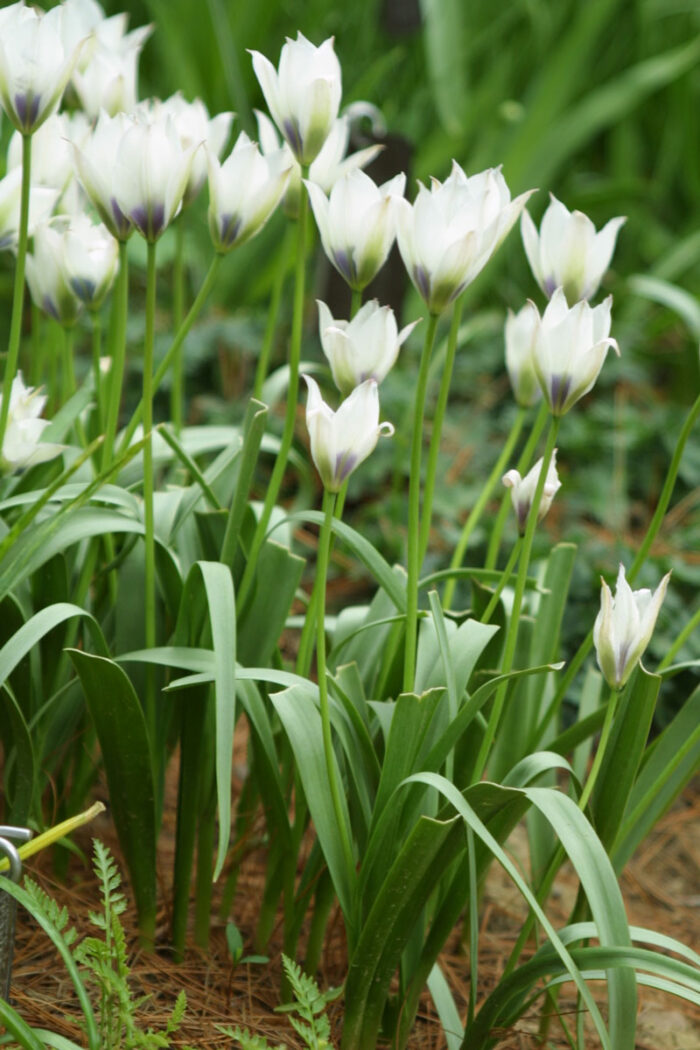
[
  {"left": 502, "top": 451, "right": 561, "bottom": 534},
  {"left": 304, "top": 374, "right": 394, "bottom": 492},
  {"left": 396, "top": 162, "right": 535, "bottom": 316},
  {"left": 317, "top": 299, "right": 417, "bottom": 397},
  {"left": 0, "top": 167, "right": 58, "bottom": 252},
  {"left": 306, "top": 169, "right": 406, "bottom": 291},
  {"left": 0, "top": 2, "right": 86, "bottom": 134},
  {"left": 0, "top": 372, "right": 63, "bottom": 473},
  {"left": 251, "top": 33, "right": 342, "bottom": 167},
  {"left": 521, "top": 194, "right": 626, "bottom": 304},
  {"left": 207, "top": 132, "right": 292, "bottom": 254},
  {"left": 531, "top": 288, "right": 619, "bottom": 415},
  {"left": 593, "top": 564, "right": 671, "bottom": 689}
]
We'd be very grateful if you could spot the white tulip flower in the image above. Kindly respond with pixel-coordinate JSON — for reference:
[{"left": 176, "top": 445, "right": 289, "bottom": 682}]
[
  {"left": 72, "top": 110, "right": 136, "bottom": 240},
  {"left": 505, "top": 304, "right": 542, "bottom": 408},
  {"left": 593, "top": 564, "right": 671, "bottom": 689},
  {"left": 502, "top": 451, "right": 561, "bottom": 534},
  {"left": 0, "top": 2, "right": 85, "bottom": 133},
  {"left": 207, "top": 132, "right": 292, "bottom": 254},
  {"left": 0, "top": 372, "right": 63, "bottom": 473},
  {"left": 521, "top": 195, "right": 625, "bottom": 304},
  {"left": 25, "top": 219, "right": 83, "bottom": 326},
  {"left": 112, "top": 113, "right": 197, "bottom": 242},
  {"left": 317, "top": 299, "right": 417, "bottom": 397},
  {"left": 304, "top": 374, "right": 394, "bottom": 492},
  {"left": 250, "top": 33, "right": 342, "bottom": 166},
  {"left": 0, "top": 167, "right": 58, "bottom": 252},
  {"left": 255, "top": 108, "right": 382, "bottom": 217},
  {"left": 532, "top": 288, "right": 619, "bottom": 416},
  {"left": 306, "top": 169, "right": 405, "bottom": 291},
  {"left": 396, "top": 161, "right": 535, "bottom": 315}
]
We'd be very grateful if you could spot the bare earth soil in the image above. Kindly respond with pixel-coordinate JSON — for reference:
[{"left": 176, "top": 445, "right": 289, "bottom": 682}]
[{"left": 7, "top": 780, "right": 699, "bottom": 1050}]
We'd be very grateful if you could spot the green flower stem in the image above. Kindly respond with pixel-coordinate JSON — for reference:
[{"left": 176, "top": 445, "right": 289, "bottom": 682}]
[
  {"left": 296, "top": 478, "right": 348, "bottom": 678},
  {"left": 534, "top": 388, "right": 700, "bottom": 744},
  {"left": 30, "top": 302, "right": 42, "bottom": 387},
  {"left": 316, "top": 487, "right": 355, "bottom": 881},
  {"left": 252, "top": 224, "right": 293, "bottom": 401},
  {"left": 403, "top": 313, "right": 440, "bottom": 693},
  {"left": 658, "top": 604, "right": 700, "bottom": 671},
  {"left": 143, "top": 240, "right": 158, "bottom": 735},
  {"left": 0, "top": 133, "right": 32, "bottom": 456},
  {"left": 485, "top": 399, "right": 548, "bottom": 571},
  {"left": 504, "top": 685, "right": 621, "bottom": 977},
  {"left": 443, "top": 405, "right": 527, "bottom": 609},
  {"left": 119, "top": 253, "right": 223, "bottom": 456},
  {"left": 472, "top": 415, "right": 560, "bottom": 782},
  {"left": 90, "top": 309, "right": 104, "bottom": 433},
  {"left": 350, "top": 286, "right": 362, "bottom": 318},
  {"left": 480, "top": 538, "right": 522, "bottom": 625},
  {"left": 237, "top": 179, "right": 310, "bottom": 614},
  {"left": 419, "top": 297, "right": 464, "bottom": 565},
  {"left": 101, "top": 241, "right": 129, "bottom": 472},
  {"left": 171, "top": 219, "right": 185, "bottom": 434},
  {"left": 61, "top": 325, "right": 76, "bottom": 403}
]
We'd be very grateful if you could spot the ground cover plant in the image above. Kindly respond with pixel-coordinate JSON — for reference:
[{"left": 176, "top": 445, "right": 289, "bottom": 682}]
[{"left": 0, "top": 0, "right": 699, "bottom": 1047}]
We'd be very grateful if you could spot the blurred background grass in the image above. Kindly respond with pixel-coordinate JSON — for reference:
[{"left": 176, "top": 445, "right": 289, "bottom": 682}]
[{"left": 1, "top": 0, "right": 698, "bottom": 713}]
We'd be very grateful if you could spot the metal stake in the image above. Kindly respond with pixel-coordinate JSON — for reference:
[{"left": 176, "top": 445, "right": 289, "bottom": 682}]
[{"left": 0, "top": 825, "right": 33, "bottom": 1003}]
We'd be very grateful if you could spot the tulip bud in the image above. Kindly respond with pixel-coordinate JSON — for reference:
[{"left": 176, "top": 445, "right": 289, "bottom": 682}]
[
  {"left": 532, "top": 288, "right": 619, "bottom": 416},
  {"left": 521, "top": 195, "right": 625, "bottom": 304},
  {"left": 207, "top": 132, "right": 292, "bottom": 254},
  {"left": 0, "top": 372, "right": 63, "bottom": 473},
  {"left": 593, "top": 564, "right": 670, "bottom": 688},
  {"left": 396, "top": 161, "right": 535, "bottom": 315},
  {"left": 505, "top": 304, "right": 541, "bottom": 408},
  {"left": 250, "top": 33, "right": 342, "bottom": 167},
  {"left": 63, "top": 213, "right": 119, "bottom": 310},
  {"left": 72, "top": 110, "right": 136, "bottom": 241},
  {"left": 502, "top": 451, "right": 561, "bottom": 534},
  {"left": 0, "top": 2, "right": 85, "bottom": 134},
  {"left": 317, "top": 299, "right": 417, "bottom": 397},
  {"left": 303, "top": 375, "right": 394, "bottom": 492},
  {"left": 306, "top": 169, "right": 405, "bottom": 291}
]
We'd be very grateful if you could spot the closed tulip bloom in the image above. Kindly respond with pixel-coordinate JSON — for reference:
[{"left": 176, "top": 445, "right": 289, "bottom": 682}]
[
  {"left": 304, "top": 374, "right": 394, "bottom": 492},
  {"left": 306, "top": 169, "right": 405, "bottom": 291},
  {"left": 505, "top": 304, "right": 541, "bottom": 408},
  {"left": 208, "top": 132, "right": 292, "bottom": 253},
  {"left": 63, "top": 213, "right": 119, "bottom": 309},
  {"left": 112, "top": 114, "right": 197, "bottom": 242},
  {"left": 0, "top": 372, "right": 63, "bottom": 473},
  {"left": 72, "top": 110, "right": 136, "bottom": 240},
  {"left": 396, "top": 162, "right": 534, "bottom": 315},
  {"left": 251, "top": 33, "right": 342, "bottom": 166},
  {"left": 25, "top": 219, "right": 83, "bottom": 325},
  {"left": 255, "top": 108, "right": 382, "bottom": 218},
  {"left": 593, "top": 564, "right": 670, "bottom": 689},
  {"left": 502, "top": 450, "right": 561, "bottom": 534},
  {"left": 0, "top": 167, "right": 58, "bottom": 252},
  {"left": 317, "top": 299, "right": 417, "bottom": 397},
  {"left": 521, "top": 195, "right": 625, "bottom": 304},
  {"left": 532, "top": 288, "right": 619, "bottom": 416},
  {"left": 0, "top": 2, "right": 85, "bottom": 133}
]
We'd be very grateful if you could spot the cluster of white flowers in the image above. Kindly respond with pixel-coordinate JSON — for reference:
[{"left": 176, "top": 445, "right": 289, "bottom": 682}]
[{"left": 0, "top": 4, "right": 669, "bottom": 680}]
